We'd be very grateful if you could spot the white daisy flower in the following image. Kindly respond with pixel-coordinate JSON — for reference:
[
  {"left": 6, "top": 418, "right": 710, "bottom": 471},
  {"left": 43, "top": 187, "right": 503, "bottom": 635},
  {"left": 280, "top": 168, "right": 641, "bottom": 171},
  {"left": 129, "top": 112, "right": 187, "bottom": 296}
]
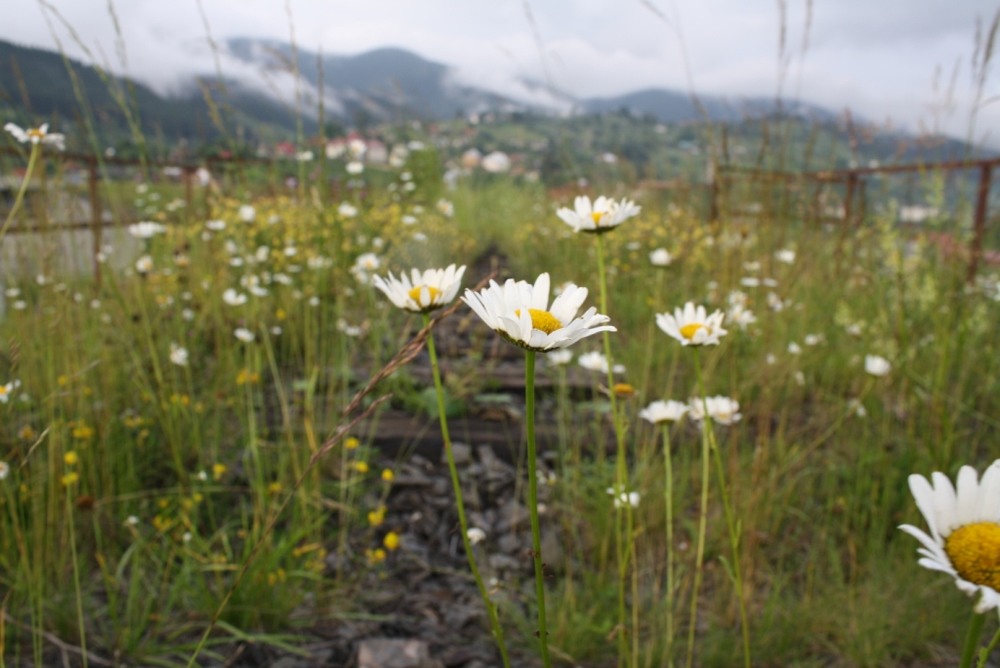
[
  {"left": 775, "top": 249, "right": 796, "bottom": 264},
  {"left": 865, "top": 354, "right": 891, "bottom": 377},
  {"left": 900, "top": 460, "right": 1000, "bottom": 612},
  {"left": 223, "top": 289, "right": 247, "bottom": 306},
  {"left": 656, "top": 302, "right": 727, "bottom": 347},
  {"left": 5, "top": 122, "right": 65, "bottom": 150},
  {"left": 577, "top": 350, "right": 625, "bottom": 375},
  {"left": 128, "top": 221, "right": 167, "bottom": 238},
  {"left": 169, "top": 343, "right": 189, "bottom": 367},
  {"left": 0, "top": 460, "right": 9, "bottom": 481},
  {"left": 338, "top": 202, "right": 358, "bottom": 218},
  {"left": 606, "top": 486, "right": 640, "bottom": 509},
  {"left": 689, "top": 396, "right": 742, "bottom": 425},
  {"left": 0, "top": 379, "right": 21, "bottom": 404},
  {"left": 727, "top": 303, "right": 757, "bottom": 330},
  {"left": 462, "top": 273, "right": 615, "bottom": 352},
  {"left": 546, "top": 349, "right": 574, "bottom": 366},
  {"left": 556, "top": 195, "right": 641, "bottom": 234},
  {"left": 649, "top": 248, "right": 673, "bottom": 267},
  {"left": 135, "top": 255, "right": 153, "bottom": 274},
  {"left": 234, "top": 327, "right": 255, "bottom": 343},
  {"left": 372, "top": 265, "right": 466, "bottom": 313},
  {"left": 466, "top": 527, "right": 487, "bottom": 545},
  {"left": 238, "top": 205, "right": 256, "bottom": 222},
  {"left": 639, "top": 399, "right": 689, "bottom": 424}
]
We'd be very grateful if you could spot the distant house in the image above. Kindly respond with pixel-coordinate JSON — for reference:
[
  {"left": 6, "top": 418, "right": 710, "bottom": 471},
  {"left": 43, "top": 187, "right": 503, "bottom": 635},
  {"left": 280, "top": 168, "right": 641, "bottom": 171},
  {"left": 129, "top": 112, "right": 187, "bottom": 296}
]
[{"left": 461, "top": 148, "right": 482, "bottom": 169}]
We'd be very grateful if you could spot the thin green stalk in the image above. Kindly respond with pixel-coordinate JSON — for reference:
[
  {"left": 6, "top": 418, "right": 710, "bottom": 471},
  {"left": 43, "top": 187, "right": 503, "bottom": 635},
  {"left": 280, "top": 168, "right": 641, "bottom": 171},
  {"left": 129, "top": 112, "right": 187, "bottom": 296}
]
[
  {"left": 424, "top": 314, "right": 511, "bottom": 668},
  {"left": 0, "top": 143, "right": 40, "bottom": 242},
  {"left": 661, "top": 423, "right": 675, "bottom": 666},
  {"left": 66, "top": 491, "right": 88, "bottom": 668},
  {"left": 595, "top": 233, "right": 633, "bottom": 667},
  {"left": 706, "top": 424, "right": 751, "bottom": 668},
  {"left": 685, "top": 349, "right": 711, "bottom": 668},
  {"left": 961, "top": 609, "right": 986, "bottom": 668},
  {"left": 524, "top": 350, "right": 551, "bottom": 668},
  {"left": 975, "top": 610, "right": 1000, "bottom": 668},
  {"left": 692, "top": 350, "right": 750, "bottom": 668}
]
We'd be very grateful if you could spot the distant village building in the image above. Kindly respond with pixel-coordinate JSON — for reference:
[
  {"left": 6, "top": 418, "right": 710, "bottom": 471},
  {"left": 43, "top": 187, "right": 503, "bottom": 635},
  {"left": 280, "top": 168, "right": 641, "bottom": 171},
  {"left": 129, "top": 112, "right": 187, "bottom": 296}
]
[
  {"left": 461, "top": 148, "right": 482, "bottom": 169},
  {"left": 899, "top": 205, "right": 939, "bottom": 224}
]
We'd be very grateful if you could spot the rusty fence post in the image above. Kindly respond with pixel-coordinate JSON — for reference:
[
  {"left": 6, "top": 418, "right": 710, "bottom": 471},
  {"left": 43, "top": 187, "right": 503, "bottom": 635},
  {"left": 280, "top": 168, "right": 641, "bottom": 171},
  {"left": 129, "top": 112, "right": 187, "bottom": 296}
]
[
  {"left": 843, "top": 171, "right": 859, "bottom": 226},
  {"left": 966, "top": 162, "right": 994, "bottom": 283},
  {"left": 88, "top": 157, "right": 103, "bottom": 287},
  {"left": 707, "top": 160, "right": 720, "bottom": 223}
]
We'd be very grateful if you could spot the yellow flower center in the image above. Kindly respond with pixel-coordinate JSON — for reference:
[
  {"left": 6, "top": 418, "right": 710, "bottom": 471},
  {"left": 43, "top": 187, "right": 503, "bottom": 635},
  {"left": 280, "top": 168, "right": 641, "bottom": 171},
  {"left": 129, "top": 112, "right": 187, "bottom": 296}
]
[
  {"left": 27, "top": 128, "right": 44, "bottom": 140},
  {"left": 679, "top": 323, "right": 706, "bottom": 340},
  {"left": 591, "top": 211, "right": 607, "bottom": 225},
  {"left": 407, "top": 285, "right": 442, "bottom": 306},
  {"left": 516, "top": 308, "right": 562, "bottom": 334},
  {"left": 945, "top": 522, "right": 1000, "bottom": 591}
]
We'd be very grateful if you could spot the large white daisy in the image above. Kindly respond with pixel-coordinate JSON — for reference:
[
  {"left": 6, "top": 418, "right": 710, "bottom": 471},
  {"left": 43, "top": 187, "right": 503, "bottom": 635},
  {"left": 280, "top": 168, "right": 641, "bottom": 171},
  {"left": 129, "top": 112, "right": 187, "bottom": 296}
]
[
  {"left": 900, "top": 460, "right": 1000, "bottom": 612},
  {"left": 372, "top": 264, "right": 466, "bottom": 313},
  {"left": 656, "top": 302, "right": 727, "bottom": 346},
  {"left": 462, "top": 273, "right": 615, "bottom": 352},
  {"left": 556, "top": 195, "right": 641, "bottom": 234}
]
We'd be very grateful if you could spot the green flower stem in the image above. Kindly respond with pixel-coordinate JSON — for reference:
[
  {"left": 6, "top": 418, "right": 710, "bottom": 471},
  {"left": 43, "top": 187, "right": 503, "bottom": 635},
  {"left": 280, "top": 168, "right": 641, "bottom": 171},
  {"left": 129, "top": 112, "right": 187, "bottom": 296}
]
[
  {"left": 66, "top": 491, "right": 89, "bottom": 668},
  {"left": 706, "top": 422, "right": 751, "bottom": 668},
  {"left": 424, "top": 314, "right": 511, "bottom": 668},
  {"left": 686, "top": 348, "right": 712, "bottom": 668},
  {"left": 976, "top": 616, "right": 1000, "bottom": 668},
  {"left": 662, "top": 423, "right": 676, "bottom": 666},
  {"left": 961, "top": 609, "right": 986, "bottom": 668},
  {"left": 595, "top": 232, "right": 633, "bottom": 667},
  {"left": 524, "top": 349, "right": 552, "bottom": 668},
  {"left": 693, "top": 351, "right": 751, "bottom": 668},
  {"left": 0, "top": 143, "right": 39, "bottom": 242}
]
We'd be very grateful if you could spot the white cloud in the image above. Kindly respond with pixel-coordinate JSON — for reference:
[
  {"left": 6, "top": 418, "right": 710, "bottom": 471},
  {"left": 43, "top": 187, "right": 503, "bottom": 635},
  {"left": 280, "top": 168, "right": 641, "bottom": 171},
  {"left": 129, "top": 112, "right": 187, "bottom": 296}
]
[{"left": 5, "top": 0, "right": 998, "bottom": 143}]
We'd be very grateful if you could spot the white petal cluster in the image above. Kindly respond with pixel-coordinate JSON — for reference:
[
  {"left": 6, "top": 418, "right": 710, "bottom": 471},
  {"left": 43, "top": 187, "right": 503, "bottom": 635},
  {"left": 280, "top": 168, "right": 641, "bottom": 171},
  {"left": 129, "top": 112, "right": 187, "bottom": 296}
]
[
  {"left": 656, "top": 302, "right": 727, "bottom": 346},
  {"left": 556, "top": 195, "right": 641, "bottom": 234},
  {"left": 372, "top": 265, "right": 466, "bottom": 313},
  {"left": 865, "top": 354, "right": 891, "bottom": 377},
  {"left": 638, "top": 400, "right": 689, "bottom": 424},
  {"left": 577, "top": 350, "right": 625, "bottom": 375},
  {"left": 128, "top": 221, "right": 167, "bottom": 239},
  {"left": 900, "top": 461, "right": 1000, "bottom": 612},
  {"left": 688, "top": 396, "right": 742, "bottom": 425},
  {"left": 169, "top": 343, "right": 189, "bottom": 367},
  {"left": 4, "top": 122, "right": 65, "bottom": 150},
  {"left": 606, "top": 486, "right": 640, "bottom": 509},
  {"left": 649, "top": 248, "right": 673, "bottom": 266},
  {"left": 462, "top": 273, "right": 615, "bottom": 352}
]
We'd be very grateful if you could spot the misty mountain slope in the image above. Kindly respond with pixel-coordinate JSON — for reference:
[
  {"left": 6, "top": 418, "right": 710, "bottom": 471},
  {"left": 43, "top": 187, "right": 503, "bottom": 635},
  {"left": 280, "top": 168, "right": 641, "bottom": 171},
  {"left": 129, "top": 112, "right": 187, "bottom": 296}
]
[
  {"left": 0, "top": 39, "right": 311, "bottom": 147},
  {"left": 225, "top": 38, "right": 517, "bottom": 121}
]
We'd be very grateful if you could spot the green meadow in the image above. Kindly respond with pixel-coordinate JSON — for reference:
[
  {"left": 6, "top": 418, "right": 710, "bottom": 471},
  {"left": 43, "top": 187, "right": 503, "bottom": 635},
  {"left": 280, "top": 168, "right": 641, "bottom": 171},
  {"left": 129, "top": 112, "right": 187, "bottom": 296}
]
[{"left": 2, "top": 32, "right": 1000, "bottom": 660}]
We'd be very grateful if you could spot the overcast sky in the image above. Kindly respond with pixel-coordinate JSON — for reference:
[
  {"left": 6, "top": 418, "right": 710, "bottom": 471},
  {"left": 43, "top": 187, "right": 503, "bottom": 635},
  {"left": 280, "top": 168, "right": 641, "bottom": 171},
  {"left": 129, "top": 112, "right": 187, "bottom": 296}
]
[{"left": 5, "top": 0, "right": 999, "bottom": 144}]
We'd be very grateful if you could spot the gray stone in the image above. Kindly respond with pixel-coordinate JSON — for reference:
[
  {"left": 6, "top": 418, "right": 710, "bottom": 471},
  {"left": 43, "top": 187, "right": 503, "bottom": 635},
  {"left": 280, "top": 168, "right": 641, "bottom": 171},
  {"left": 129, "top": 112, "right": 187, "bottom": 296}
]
[
  {"left": 357, "top": 638, "right": 440, "bottom": 668},
  {"left": 444, "top": 441, "right": 472, "bottom": 465},
  {"left": 497, "top": 532, "right": 522, "bottom": 555}
]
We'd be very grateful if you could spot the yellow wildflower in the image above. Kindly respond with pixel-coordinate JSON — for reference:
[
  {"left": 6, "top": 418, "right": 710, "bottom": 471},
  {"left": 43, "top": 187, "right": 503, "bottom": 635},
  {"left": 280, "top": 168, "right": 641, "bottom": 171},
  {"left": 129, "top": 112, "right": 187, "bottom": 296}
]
[{"left": 383, "top": 531, "right": 400, "bottom": 551}]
